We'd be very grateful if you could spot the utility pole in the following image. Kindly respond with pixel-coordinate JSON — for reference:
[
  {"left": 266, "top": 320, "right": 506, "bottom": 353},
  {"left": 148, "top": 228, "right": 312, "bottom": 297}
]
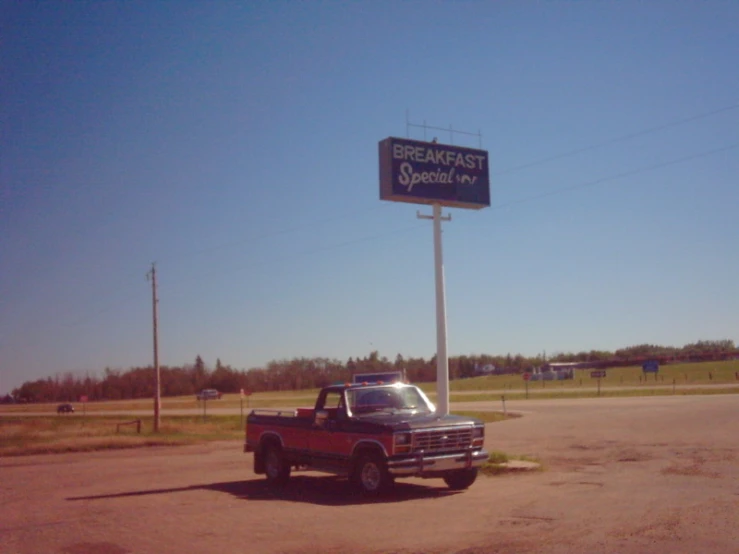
[{"left": 147, "top": 263, "right": 161, "bottom": 432}]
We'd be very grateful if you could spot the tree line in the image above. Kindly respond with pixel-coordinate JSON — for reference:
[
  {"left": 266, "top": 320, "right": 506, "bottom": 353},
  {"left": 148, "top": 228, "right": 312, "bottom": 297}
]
[{"left": 8, "top": 339, "right": 736, "bottom": 403}]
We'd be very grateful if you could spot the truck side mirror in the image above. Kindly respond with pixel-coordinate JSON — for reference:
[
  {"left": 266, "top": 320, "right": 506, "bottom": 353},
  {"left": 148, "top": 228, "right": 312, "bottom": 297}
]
[{"left": 314, "top": 409, "right": 328, "bottom": 428}]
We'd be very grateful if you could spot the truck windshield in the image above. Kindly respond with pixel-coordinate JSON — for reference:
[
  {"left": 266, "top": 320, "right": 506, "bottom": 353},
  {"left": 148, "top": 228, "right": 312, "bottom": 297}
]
[{"left": 347, "top": 385, "right": 431, "bottom": 415}]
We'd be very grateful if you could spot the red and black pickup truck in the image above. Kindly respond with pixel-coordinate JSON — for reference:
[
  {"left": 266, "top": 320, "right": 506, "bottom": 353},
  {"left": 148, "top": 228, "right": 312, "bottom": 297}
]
[{"left": 245, "top": 382, "right": 489, "bottom": 494}]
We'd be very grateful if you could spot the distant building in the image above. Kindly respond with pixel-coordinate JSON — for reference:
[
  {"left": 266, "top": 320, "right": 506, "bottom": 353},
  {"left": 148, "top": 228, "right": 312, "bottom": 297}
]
[
  {"left": 528, "top": 363, "right": 576, "bottom": 381},
  {"left": 474, "top": 364, "right": 497, "bottom": 376}
]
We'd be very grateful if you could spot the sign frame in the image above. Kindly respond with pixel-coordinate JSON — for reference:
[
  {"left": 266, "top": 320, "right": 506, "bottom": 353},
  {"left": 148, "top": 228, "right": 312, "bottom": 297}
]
[{"left": 379, "top": 136, "right": 490, "bottom": 210}]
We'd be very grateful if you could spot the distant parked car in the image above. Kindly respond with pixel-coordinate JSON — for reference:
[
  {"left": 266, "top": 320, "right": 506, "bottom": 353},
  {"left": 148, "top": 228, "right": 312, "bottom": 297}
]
[
  {"left": 196, "top": 389, "right": 222, "bottom": 401},
  {"left": 57, "top": 403, "right": 74, "bottom": 414}
]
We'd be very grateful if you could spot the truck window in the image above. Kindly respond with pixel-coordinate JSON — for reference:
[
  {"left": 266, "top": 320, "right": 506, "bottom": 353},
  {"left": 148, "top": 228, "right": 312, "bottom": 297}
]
[
  {"left": 348, "top": 386, "right": 431, "bottom": 414},
  {"left": 318, "top": 390, "right": 348, "bottom": 421},
  {"left": 323, "top": 390, "right": 343, "bottom": 409}
]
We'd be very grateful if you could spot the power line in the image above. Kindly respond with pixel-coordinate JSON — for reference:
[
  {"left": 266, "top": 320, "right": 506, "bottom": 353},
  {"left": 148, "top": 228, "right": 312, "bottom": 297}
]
[
  {"left": 51, "top": 106, "right": 739, "bottom": 330},
  {"left": 491, "top": 142, "right": 739, "bottom": 210},
  {"left": 58, "top": 138, "right": 735, "bottom": 333},
  {"left": 493, "top": 102, "right": 739, "bottom": 176},
  {"left": 62, "top": 142, "right": 738, "bottom": 327},
  {"left": 60, "top": 223, "right": 427, "bottom": 329},
  {"left": 160, "top": 223, "right": 428, "bottom": 294},
  {"left": 159, "top": 204, "right": 391, "bottom": 265},
  {"left": 157, "top": 103, "right": 738, "bottom": 265},
  {"left": 145, "top": 143, "right": 739, "bottom": 294},
  {"left": 157, "top": 103, "right": 739, "bottom": 265},
  {"left": 63, "top": 208, "right": 396, "bottom": 327}
]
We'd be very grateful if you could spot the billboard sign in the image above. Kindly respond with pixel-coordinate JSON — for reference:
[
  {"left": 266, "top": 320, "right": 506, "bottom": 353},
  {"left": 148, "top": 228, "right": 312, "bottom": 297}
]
[{"left": 379, "top": 137, "right": 490, "bottom": 209}]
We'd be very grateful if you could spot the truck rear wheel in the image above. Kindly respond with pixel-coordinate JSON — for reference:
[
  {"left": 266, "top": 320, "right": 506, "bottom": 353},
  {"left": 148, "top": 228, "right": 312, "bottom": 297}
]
[
  {"left": 443, "top": 468, "right": 478, "bottom": 490},
  {"left": 263, "top": 444, "right": 291, "bottom": 486},
  {"left": 352, "top": 452, "right": 391, "bottom": 495}
]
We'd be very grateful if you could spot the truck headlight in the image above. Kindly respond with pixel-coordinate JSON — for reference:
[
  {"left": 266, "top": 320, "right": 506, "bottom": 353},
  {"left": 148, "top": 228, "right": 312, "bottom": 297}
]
[
  {"left": 394, "top": 432, "right": 412, "bottom": 453},
  {"left": 472, "top": 425, "right": 485, "bottom": 446}
]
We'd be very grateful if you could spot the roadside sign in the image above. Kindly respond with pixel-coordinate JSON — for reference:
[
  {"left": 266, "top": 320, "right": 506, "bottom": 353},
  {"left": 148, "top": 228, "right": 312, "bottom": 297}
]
[
  {"left": 590, "top": 370, "right": 606, "bottom": 379},
  {"left": 79, "top": 395, "right": 88, "bottom": 402},
  {"left": 240, "top": 388, "right": 244, "bottom": 399},
  {"left": 642, "top": 360, "right": 659, "bottom": 373},
  {"left": 523, "top": 373, "right": 532, "bottom": 381}
]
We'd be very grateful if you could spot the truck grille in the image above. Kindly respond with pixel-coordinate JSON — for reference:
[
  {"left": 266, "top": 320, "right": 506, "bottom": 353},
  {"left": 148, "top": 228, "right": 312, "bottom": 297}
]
[{"left": 412, "top": 426, "right": 473, "bottom": 453}]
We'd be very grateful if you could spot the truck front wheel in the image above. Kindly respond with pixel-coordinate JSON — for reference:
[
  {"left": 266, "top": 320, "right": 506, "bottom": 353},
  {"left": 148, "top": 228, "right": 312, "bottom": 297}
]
[
  {"left": 443, "top": 468, "right": 478, "bottom": 490},
  {"left": 263, "top": 444, "right": 291, "bottom": 486},
  {"left": 352, "top": 452, "right": 391, "bottom": 495}
]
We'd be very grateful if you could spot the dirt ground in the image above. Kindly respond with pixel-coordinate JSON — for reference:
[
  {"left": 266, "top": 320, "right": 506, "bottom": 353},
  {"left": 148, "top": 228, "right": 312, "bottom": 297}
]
[{"left": 1, "top": 394, "right": 738, "bottom": 554}]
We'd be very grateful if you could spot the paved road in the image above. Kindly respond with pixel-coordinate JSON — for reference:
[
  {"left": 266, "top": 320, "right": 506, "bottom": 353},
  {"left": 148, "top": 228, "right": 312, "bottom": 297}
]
[{"left": 1, "top": 394, "right": 738, "bottom": 553}]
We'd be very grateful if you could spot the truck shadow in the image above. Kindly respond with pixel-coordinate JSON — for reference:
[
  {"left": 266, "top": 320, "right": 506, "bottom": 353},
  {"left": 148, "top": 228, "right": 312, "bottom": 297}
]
[
  {"left": 210, "top": 476, "right": 461, "bottom": 505},
  {"left": 67, "top": 476, "right": 460, "bottom": 506}
]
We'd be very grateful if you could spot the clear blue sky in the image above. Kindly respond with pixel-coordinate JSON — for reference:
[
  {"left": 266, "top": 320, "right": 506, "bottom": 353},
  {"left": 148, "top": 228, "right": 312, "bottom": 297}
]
[{"left": 2, "top": 1, "right": 737, "bottom": 394}]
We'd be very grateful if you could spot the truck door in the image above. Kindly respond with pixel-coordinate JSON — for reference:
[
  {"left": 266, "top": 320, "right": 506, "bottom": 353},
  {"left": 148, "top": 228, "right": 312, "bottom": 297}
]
[{"left": 308, "top": 390, "right": 350, "bottom": 467}]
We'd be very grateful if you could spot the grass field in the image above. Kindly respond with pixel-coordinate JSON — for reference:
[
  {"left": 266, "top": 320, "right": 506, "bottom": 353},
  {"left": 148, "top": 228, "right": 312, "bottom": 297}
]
[
  {"left": 437, "top": 359, "right": 739, "bottom": 393},
  {"left": 1, "top": 360, "right": 736, "bottom": 457},
  {"left": 0, "top": 390, "right": 322, "bottom": 414},
  {"left": 3, "top": 360, "right": 737, "bottom": 414},
  {"left": 0, "top": 410, "right": 509, "bottom": 457}
]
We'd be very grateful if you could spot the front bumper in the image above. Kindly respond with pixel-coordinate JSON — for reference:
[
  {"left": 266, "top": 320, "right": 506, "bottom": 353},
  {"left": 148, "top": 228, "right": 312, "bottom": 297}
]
[{"left": 387, "top": 449, "right": 489, "bottom": 476}]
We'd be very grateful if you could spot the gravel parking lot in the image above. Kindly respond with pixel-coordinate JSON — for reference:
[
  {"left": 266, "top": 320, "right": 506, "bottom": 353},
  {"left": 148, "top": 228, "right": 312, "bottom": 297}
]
[{"left": 1, "top": 394, "right": 737, "bottom": 554}]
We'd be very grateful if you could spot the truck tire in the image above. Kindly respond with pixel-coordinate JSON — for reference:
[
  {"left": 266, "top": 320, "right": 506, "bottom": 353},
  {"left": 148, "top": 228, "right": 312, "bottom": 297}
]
[
  {"left": 263, "top": 444, "right": 291, "bottom": 486},
  {"left": 352, "top": 452, "right": 391, "bottom": 495},
  {"left": 443, "top": 468, "right": 478, "bottom": 490},
  {"left": 253, "top": 451, "right": 265, "bottom": 474}
]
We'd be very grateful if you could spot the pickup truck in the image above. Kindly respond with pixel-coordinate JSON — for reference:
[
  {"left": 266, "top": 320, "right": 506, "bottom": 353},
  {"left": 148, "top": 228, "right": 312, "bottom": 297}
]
[{"left": 244, "top": 381, "right": 489, "bottom": 494}]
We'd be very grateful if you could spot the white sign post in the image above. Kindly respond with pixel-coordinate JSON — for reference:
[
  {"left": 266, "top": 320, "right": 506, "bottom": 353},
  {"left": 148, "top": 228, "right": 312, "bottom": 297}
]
[{"left": 417, "top": 203, "right": 451, "bottom": 416}]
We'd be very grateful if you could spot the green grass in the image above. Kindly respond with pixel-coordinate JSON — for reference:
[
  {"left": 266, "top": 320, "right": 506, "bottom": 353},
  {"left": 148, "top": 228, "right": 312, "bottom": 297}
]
[
  {"left": 0, "top": 415, "right": 246, "bottom": 457},
  {"left": 427, "top": 359, "right": 739, "bottom": 394},
  {"left": 480, "top": 451, "right": 510, "bottom": 475},
  {"left": 449, "top": 385, "right": 739, "bottom": 403},
  {"left": 480, "top": 451, "right": 543, "bottom": 476}
]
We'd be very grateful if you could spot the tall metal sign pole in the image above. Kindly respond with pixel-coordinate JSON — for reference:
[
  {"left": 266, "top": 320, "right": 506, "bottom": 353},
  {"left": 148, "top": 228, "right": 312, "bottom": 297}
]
[
  {"left": 417, "top": 203, "right": 452, "bottom": 415},
  {"left": 147, "top": 263, "right": 161, "bottom": 432}
]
